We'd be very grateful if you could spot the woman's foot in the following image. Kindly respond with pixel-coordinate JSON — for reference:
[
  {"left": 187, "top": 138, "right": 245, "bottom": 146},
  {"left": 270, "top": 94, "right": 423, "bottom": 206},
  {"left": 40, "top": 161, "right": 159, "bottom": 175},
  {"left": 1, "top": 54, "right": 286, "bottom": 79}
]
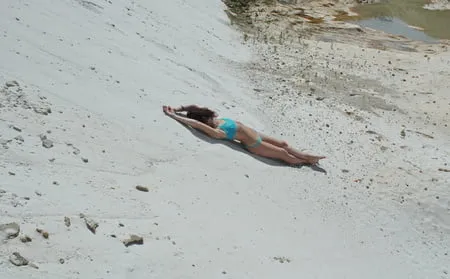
[{"left": 308, "top": 156, "right": 326, "bottom": 165}]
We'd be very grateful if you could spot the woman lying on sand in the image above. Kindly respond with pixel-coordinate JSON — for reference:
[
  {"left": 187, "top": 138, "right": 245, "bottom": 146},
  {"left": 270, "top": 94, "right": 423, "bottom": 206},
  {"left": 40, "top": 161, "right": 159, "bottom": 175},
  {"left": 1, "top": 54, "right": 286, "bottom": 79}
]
[{"left": 163, "top": 105, "right": 325, "bottom": 165}]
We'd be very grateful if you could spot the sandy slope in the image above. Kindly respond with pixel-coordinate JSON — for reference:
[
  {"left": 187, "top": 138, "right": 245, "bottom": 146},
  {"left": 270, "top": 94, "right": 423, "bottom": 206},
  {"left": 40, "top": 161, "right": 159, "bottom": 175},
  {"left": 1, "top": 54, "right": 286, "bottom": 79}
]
[{"left": 0, "top": 0, "right": 449, "bottom": 279}]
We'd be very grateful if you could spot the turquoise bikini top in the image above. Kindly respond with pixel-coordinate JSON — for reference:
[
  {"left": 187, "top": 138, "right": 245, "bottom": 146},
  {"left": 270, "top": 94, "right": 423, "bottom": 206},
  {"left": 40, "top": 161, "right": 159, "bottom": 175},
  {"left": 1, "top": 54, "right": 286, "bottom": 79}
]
[{"left": 218, "top": 118, "right": 237, "bottom": 140}]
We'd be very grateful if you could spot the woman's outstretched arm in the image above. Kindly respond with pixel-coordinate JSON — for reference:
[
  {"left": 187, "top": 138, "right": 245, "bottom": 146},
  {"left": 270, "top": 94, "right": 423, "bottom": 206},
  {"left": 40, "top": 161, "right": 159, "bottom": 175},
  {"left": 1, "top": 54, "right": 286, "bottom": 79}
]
[{"left": 163, "top": 106, "right": 223, "bottom": 138}]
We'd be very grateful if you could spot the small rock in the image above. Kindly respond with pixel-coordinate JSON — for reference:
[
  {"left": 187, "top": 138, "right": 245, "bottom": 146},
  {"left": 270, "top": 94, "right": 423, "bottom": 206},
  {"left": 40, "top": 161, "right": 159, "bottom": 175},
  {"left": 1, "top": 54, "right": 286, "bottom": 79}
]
[
  {"left": 36, "top": 228, "right": 49, "bottom": 239},
  {"left": 81, "top": 157, "right": 88, "bottom": 163},
  {"left": 10, "top": 125, "right": 22, "bottom": 132},
  {"left": 122, "top": 234, "right": 144, "bottom": 247},
  {"left": 9, "top": 252, "right": 28, "bottom": 266},
  {"left": 53, "top": 181, "right": 59, "bottom": 186},
  {"left": 315, "top": 96, "right": 325, "bottom": 101},
  {"left": 20, "top": 235, "right": 32, "bottom": 243},
  {"left": 119, "top": 223, "right": 124, "bottom": 227},
  {"left": 341, "top": 169, "right": 349, "bottom": 173},
  {"left": 273, "top": 256, "right": 291, "bottom": 263},
  {"left": 84, "top": 217, "right": 98, "bottom": 234},
  {"left": 42, "top": 139, "right": 54, "bottom": 148},
  {"left": 0, "top": 222, "right": 20, "bottom": 240},
  {"left": 34, "top": 107, "right": 52, "bottom": 115},
  {"left": 49, "top": 158, "right": 55, "bottom": 162},
  {"left": 5, "top": 80, "right": 19, "bottom": 87},
  {"left": 64, "top": 217, "right": 71, "bottom": 227},
  {"left": 59, "top": 258, "right": 65, "bottom": 264},
  {"left": 135, "top": 185, "right": 149, "bottom": 192},
  {"left": 8, "top": 171, "right": 16, "bottom": 176},
  {"left": 14, "top": 135, "right": 24, "bottom": 143},
  {"left": 73, "top": 147, "right": 80, "bottom": 155}
]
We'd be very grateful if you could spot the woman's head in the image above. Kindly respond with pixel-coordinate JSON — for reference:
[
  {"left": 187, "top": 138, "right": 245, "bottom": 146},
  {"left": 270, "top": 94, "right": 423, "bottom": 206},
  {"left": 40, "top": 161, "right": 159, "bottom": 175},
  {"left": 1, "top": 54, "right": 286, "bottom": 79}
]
[{"left": 186, "top": 107, "right": 217, "bottom": 127}]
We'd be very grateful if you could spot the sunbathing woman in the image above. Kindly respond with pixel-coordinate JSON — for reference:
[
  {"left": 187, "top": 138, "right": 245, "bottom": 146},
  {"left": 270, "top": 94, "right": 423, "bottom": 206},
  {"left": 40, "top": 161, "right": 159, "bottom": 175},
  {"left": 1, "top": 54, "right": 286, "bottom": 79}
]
[{"left": 162, "top": 105, "right": 326, "bottom": 165}]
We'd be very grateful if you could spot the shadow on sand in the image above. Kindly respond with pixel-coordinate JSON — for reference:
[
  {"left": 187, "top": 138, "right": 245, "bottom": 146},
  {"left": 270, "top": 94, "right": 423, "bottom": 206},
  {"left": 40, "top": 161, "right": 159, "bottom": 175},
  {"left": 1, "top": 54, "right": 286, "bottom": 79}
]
[{"left": 174, "top": 120, "right": 327, "bottom": 174}]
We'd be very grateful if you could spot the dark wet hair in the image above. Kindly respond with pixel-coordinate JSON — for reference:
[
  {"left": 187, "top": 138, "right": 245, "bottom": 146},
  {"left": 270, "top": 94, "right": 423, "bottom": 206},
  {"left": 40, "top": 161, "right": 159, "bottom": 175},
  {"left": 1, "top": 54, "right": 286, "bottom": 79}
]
[{"left": 186, "top": 107, "right": 217, "bottom": 126}]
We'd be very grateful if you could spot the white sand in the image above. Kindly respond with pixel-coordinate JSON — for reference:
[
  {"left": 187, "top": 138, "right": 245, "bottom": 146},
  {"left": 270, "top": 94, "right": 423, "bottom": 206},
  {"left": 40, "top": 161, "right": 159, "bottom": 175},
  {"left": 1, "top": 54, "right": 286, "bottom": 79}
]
[{"left": 1, "top": 0, "right": 449, "bottom": 278}]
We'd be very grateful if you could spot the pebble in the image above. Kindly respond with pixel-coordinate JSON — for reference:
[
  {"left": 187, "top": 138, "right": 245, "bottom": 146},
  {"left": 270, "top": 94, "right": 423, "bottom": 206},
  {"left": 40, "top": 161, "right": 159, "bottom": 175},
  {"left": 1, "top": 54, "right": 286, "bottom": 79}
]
[
  {"left": 14, "top": 135, "right": 24, "bottom": 143},
  {"left": 10, "top": 125, "right": 22, "bottom": 132},
  {"left": 135, "top": 185, "right": 149, "bottom": 192},
  {"left": 20, "top": 235, "right": 32, "bottom": 243},
  {"left": 84, "top": 217, "right": 98, "bottom": 234},
  {"left": 9, "top": 252, "right": 28, "bottom": 266},
  {"left": 5, "top": 80, "right": 19, "bottom": 87},
  {"left": 122, "top": 234, "right": 144, "bottom": 247},
  {"left": 59, "top": 258, "right": 65, "bottom": 264},
  {"left": 36, "top": 228, "right": 49, "bottom": 239},
  {"left": 40, "top": 134, "right": 54, "bottom": 148},
  {"left": 81, "top": 157, "right": 88, "bottom": 163},
  {"left": 64, "top": 216, "right": 71, "bottom": 227}
]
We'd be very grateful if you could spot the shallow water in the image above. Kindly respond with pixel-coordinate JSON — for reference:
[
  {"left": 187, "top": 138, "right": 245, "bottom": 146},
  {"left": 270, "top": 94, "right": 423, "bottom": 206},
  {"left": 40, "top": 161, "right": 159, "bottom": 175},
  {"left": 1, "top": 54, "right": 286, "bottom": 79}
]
[{"left": 352, "top": 0, "right": 450, "bottom": 41}]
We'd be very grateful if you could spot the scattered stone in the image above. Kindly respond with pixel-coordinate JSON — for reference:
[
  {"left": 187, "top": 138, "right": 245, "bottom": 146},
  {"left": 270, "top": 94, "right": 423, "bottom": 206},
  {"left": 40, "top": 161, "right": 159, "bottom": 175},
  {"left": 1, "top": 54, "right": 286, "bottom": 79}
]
[
  {"left": 36, "top": 228, "right": 49, "bottom": 239},
  {"left": 83, "top": 217, "right": 98, "bottom": 234},
  {"left": 135, "top": 185, "right": 149, "bottom": 192},
  {"left": 42, "top": 139, "right": 53, "bottom": 148},
  {"left": 33, "top": 107, "right": 52, "bottom": 115},
  {"left": 49, "top": 158, "right": 55, "bottom": 162},
  {"left": 400, "top": 129, "right": 406, "bottom": 138},
  {"left": 14, "top": 135, "right": 24, "bottom": 143},
  {"left": 20, "top": 235, "right": 32, "bottom": 243},
  {"left": 59, "top": 258, "right": 65, "bottom": 264},
  {"left": 5, "top": 80, "right": 19, "bottom": 87},
  {"left": 40, "top": 134, "right": 54, "bottom": 148},
  {"left": 10, "top": 125, "right": 22, "bottom": 132},
  {"left": 72, "top": 147, "right": 81, "bottom": 155},
  {"left": 119, "top": 223, "right": 124, "bottom": 227},
  {"left": 110, "top": 234, "right": 117, "bottom": 238},
  {"left": 81, "top": 157, "right": 88, "bottom": 163},
  {"left": 0, "top": 222, "right": 20, "bottom": 240},
  {"left": 438, "top": 168, "right": 450, "bottom": 172},
  {"left": 53, "top": 181, "right": 59, "bottom": 186},
  {"left": 64, "top": 217, "right": 71, "bottom": 227},
  {"left": 315, "top": 96, "right": 325, "bottom": 101},
  {"left": 9, "top": 252, "right": 28, "bottom": 266},
  {"left": 273, "top": 256, "right": 291, "bottom": 263},
  {"left": 341, "top": 169, "right": 349, "bottom": 173},
  {"left": 122, "top": 234, "right": 144, "bottom": 247},
  {"left": 8, "top": 171, "right": 16, "bottom": 176}
]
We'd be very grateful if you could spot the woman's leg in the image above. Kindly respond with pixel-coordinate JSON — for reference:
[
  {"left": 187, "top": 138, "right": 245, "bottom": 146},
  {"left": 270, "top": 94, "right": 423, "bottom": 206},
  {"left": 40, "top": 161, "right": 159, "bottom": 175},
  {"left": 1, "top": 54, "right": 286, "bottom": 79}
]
[
  {"left": 260, "top": 133, "right": 325, "bottom": 164},
  {"left": 247, "top": 141, "right": 309, "bottom": 165},
  {"left": 260, "top": 133, "right": 288, "bottom": 147}
]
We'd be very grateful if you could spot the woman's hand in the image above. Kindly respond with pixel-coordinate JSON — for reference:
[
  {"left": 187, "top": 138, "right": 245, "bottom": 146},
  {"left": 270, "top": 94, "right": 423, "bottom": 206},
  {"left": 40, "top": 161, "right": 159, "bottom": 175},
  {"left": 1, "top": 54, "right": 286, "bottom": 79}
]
[{"left": 162, "top": 105, "right": 175, "bottom": 116}]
